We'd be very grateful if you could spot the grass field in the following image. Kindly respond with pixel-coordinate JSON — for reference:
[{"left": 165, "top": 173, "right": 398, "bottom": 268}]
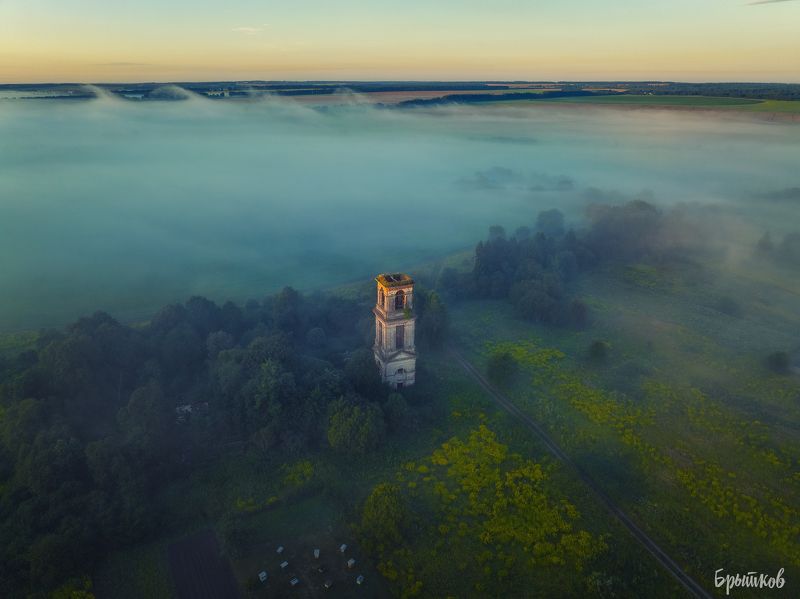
[
  {"left": 445, "top": 251, "right": 800, "bottom": 596},
  {"left": 94, "top": 537, "right": 176, "bottom": 599}
]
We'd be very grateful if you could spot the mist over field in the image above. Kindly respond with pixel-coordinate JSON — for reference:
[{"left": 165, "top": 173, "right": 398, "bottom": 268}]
[{"left": 1, "top": 92, "right": 798, "bottom": 331}]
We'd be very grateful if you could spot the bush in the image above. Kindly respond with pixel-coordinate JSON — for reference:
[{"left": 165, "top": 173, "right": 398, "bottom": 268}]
[
  {"left": 384, "top": 393, "right": 409, "bottom": 431},
  {"left": 345, "top": 348, "right": 383, "bottom": 399},
  {"left": 306, "top": 327, "right": 327, "bottom": 349},
  {"left": 766, "top": 351, "right": 790, "bottom": 374},
  {"left": 486, "top": 351, "right": 518, "bottom": 385},
  {"left": 588, "top": 340, "right": 610, "bottom": 363},
  {"left": 327, "top": 397, "right": 386, "bottom": 454}
]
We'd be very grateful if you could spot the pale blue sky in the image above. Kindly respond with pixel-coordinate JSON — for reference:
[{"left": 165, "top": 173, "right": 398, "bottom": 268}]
[{"left": 1, "top": 0, "right": 798, "bottom": 82}]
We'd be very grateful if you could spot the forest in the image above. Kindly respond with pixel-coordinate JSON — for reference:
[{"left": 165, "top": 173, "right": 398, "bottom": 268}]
[
  {"left": 0, "top": 278, "right": 448, "bottom": 596},
  {"left": 1, "top": 199, "right": 798, "bottom": 598}
]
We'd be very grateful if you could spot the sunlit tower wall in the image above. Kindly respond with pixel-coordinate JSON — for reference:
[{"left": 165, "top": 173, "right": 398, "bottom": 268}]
[{"left": 373, "top": 273, "right": 416, "bottom": 389}]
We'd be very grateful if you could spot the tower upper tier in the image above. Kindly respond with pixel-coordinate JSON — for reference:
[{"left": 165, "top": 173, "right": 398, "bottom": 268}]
[{"left": 374, "top": 273, "right": 415, "bottom": 321}]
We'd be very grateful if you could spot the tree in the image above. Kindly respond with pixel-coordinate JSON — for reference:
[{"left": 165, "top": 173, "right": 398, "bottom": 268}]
[
  {"left": 419, "top": 292, "right": 449, "bottom": 347},
  {"left": 160, "top": 322, "right": 204, "bottom": 376},
  {"left": 586, "top": 200, "right": 662, "bottom": 261},
  {"left": 766, "top": 351, "right": 790, "bottom": 374},
  {"left": 569, "top": 299, "right": 589, "bottom": 329},
  {"left": 384, "top": 393, "right": 409, "bottom": 431},
  {"left": 51, "top": 576, "right": 96, "bottom": 599},
  {"left": 487, "top": 351, "right": 517, "bottom": 385},
  {"left": 117, "top": 380, "right": 171, "bottom": 457},
  {"left": 273, "top": 286, "right": 303, "bottom": 332},
  {"left": 306, "top": 327, "right": 327, "bottom": 349},
  {"left": 345, "top": 348, "right": 383, "bottom": 398},
  {"left": 536, "top": 209, "right": 565, "bottom": 237},
  {"left": 245, "top": 360, "right": 297, "bottom": 433},
  {"left": 206, "top": 330, "right": 235, "bottom": 359},
  {"left": 488, "top": 225, "right": 506, "bottom": 241},
  {"left": 185, "top": 296, "right": 222, "bottom": 336},
  {"left": 327, "top": 397, "right": 385, "bottom": 454},
  {"left": 244, "top": 333, "right": 293, "bottom": 370},
  {"left": 588, "top": 340, "right": 610, "bottom": 363},
  {"left": 513, "top": 284, "right": 559, "bottom": 324},
  {"left": 360, "top": 483, "right": 410, "bottom": 550},
  {"left": 756, "top": 231, "right": 774, "bottom": 256},
  {"left": 777, "top": 232, "right": 800, "bottom": 266},
  {"left": 514, "top": 226, "right": 532, "bottom": 240},
  {"left": 555, "top": 250, "right": 578, "bottom": 281}
]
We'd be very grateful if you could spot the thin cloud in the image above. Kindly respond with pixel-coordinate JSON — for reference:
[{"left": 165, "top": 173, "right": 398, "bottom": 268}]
[
  {"left": 93, "top": 62, "right": 152, "bottom": 67},
  {"left": 748, "top": 0, "right": 798, "bottom": 5},
  {"left": 232, "top": 24, "right": 270, "bottom": 35}
]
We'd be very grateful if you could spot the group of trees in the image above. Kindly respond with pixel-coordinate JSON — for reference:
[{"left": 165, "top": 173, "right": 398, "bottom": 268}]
[
  {"left": 458, "top": 209, "right": 593, "bottom": 327},
  {"left": 0, "top": 284, "right": 447, "bottom": 596},
  {"left": 440, "top": 200, "right": 733, "bottom": 331},
  {"left": 757, "top": 231, "right": 800, "bottom": 267}
]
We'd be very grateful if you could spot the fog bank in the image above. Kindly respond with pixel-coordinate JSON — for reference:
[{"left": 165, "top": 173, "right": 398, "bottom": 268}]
[{"left": 0, "top": 93, "right": 798, "bottom": 330}]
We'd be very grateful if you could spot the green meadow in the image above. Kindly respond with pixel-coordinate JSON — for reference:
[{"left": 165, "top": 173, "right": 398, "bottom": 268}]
[{"left": 447, "top": 250, "right": 800, "bottom": 595}]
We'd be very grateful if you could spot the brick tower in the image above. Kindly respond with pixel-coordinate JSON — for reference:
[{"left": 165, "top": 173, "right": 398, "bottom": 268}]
[{"left": 373, "top": 273, "right": 416, "bottom": 388}]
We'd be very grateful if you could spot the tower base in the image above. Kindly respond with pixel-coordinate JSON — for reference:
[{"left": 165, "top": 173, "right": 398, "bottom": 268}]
[{"left": 375, "top": 351, "right": 416, "bottom": 389}]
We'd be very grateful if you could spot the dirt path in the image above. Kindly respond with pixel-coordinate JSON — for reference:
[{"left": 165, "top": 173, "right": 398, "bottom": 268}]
[{"left": 448, "top": 345, "right": 712, "bottom": 599}]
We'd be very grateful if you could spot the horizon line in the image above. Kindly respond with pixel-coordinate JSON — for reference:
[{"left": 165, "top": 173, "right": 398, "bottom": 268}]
[{"left": 2, "top": 79, "right": 800, "bottom": 87}]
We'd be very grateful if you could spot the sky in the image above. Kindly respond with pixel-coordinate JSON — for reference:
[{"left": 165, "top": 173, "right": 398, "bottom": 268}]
[{"left": 0, "top": 0, "right": 799, "bottom": 83}]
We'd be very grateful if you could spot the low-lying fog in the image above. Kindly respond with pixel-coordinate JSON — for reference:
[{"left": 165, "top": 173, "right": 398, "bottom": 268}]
[{"left": 0, "top": 92, "right": 798, "bottom": 330}]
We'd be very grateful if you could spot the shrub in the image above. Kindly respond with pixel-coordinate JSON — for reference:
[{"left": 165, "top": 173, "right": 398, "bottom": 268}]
[
  {"left": 486, "top": 351, "right": 518, "bottom": 385},
  {"left": 766, "top": 351, "right": 790, "bottom": 374},
  {"left": 588, "top": 340, "right": 610, "bottom": 363}
]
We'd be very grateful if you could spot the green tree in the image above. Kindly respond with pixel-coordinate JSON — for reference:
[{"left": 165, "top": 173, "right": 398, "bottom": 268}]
[
  {"left": 306, "top": 327, "right": 327, "bottom": 349},
  {"left": 206, "top": 330, "right": 234, "bottom": 359},
  {"left": 272, "top": 286, "right": 303, "bottom": 332},
  {"left": 345, "top": 348, "right": 383, "bottom": 398},
  {"left": 419, "top": 292, "right": 449, "bottom": 348},
  {"left": 588, "top": 340, "right": 610, "bottom": 363},
  {"left": 486, "top": 351, "right": 518, "bottom": 385},
  {"left": 327, "top": 397, "right": 385, "bottom": 454},
  {"left": 360, "top": 483, "right": 410, "bottom": 551},
  {"left": 384, "top": 393, "right": 409, "bottom": 431},
  {"left": 117, "top": 380, "right": 170, "bottom": 457},
  {"left": 766, "top": 351, "right": 790, "bottom": 374},
  {"left": 244, "top": 360, "right": 297, "bottom": 432},
  {"left": 51, "top": 576, "right": 96, "bottom": 599}
]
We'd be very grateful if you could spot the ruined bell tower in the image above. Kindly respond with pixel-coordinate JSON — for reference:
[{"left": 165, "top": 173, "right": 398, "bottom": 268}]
[{"left": 373, "top": 273, "right": 416, "bottom": 389}]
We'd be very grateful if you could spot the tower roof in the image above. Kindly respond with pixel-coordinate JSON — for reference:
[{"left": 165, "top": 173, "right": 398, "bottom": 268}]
[{"left": 376, "top": 273, "right": 414, "bottom": 288}]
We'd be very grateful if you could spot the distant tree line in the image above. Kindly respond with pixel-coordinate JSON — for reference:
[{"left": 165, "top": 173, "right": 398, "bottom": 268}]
[
  {"left": 397, "top": 90, "right": 599, "bottom": 108},
  {"left": 621, "top": 82, "right": 800, "bottom": 102}
]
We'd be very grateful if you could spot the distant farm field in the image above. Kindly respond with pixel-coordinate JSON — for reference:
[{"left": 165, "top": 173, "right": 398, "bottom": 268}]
[
  {"left": 546, "top": 95, "right": 761, "bottom": 106},
  {"left": 501, "top": 94, "right": 800, "bottom": 113}
]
